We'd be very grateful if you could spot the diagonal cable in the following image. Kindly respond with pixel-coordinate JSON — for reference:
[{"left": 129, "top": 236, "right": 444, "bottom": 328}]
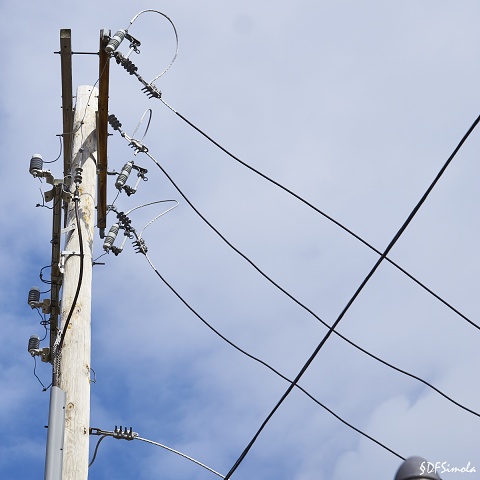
[
  {"left": 159, "top": 98, "right": 480, "bottom": 333},
  {"left": 142, "top": 150, "right": 480, "bottom": 420},
  {"left": 223, "top": 114, "right": 480, "bottom": 479}
]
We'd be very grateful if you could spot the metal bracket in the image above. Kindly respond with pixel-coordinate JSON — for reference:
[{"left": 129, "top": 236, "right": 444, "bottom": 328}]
[
  {"left": 30, "top": 347, "right": 51, "bottom": 363},
  {"left": 61, "top": 224, "right": 76, "bottom": 235},
  {"left": 59, "top": 251, "right": 81, "bottom": 274},
  {"left": 30, "top": 298, "right": 52, "bottom": 314}
]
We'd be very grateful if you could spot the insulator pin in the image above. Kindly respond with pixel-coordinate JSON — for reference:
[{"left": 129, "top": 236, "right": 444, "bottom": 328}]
[
  {"left": 74, "top": 167, "right": 83, "bottom": 185},
  {"left": 28, "top": 286, "right": 41, "bottom": 308},
  {"left": 108, "top": 114, "right": 122, "bottom": 131},
  {"left": 28, "top": 335, "right": 40, "bottom": 355},
  {"left": 29, "top": 154, "right": 43, "bottom": 176}
]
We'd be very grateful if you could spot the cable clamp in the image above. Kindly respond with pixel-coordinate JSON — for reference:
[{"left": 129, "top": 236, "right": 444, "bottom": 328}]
[
  {"left": 61, "top": 224, "right": 76, "bottom": 235},
  {"left": 129, "top": 138, "right": 149, "bottom": 153},
  {"left": 30, "top": 347, "right": 51, "bottom": 363},
  {"left": 59, "top": 251, "right": 82, "bottom": 274},
  {"left": 132, "top": 237, "right": 148, "bottom": 255},
  {"left": 113, "top": 425, "right": 138, "bottom": 440},
  {"left": 141, "top": 83, "right": 162, "bottom": 99},
  {"left": 90, "top": 426, "right": 138, "bottom": 440}
]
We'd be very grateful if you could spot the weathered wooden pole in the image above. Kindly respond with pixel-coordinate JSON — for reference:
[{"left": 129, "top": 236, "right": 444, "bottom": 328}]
[{"left": 58, "top": 85, "right": 98, "bottom": 479}]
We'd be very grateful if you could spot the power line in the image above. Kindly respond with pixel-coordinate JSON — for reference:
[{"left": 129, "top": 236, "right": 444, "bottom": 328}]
[
  {"left": 107, "top": 101, "right": 480, "bottom": 474},
  {"left": 125, "top": 9, "right": 179, "bottom": 83},
  {"left": 141, "top": 149, "right": 480, "bottom": 419},
  {"left": 135, "top": 436, "right": 225, "bottom": 478},
  {"left": 142, "top": 251, "right": 405, "bottom": 461},
  {"left": 222, "top": 113, "right": 480, "bottom": 479},
  {"left": 158, "top": 98, "right": 480, "bottom": 333},
  {"left": 89, "top": 426, "right": 225, "bottom": 477}
]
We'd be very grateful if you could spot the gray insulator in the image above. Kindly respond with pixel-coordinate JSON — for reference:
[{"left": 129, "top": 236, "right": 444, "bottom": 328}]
[
  {"left": 28, "top": 335, "right": 40, "bottom": 355},
  {"left": 28, "top": 286, "right": 41, "bottom": 308},
  {"left": 103, "top": 223, "right": 120, "bottom": 251},
  {"left": 105, "top": 29, "right": 126, "bottom": 54},
  {"left": 115, "top": 161, "right": 133, "bottom": 190},
  {"left": 29, "top": 154, "right": 43, "bottom": 176}
]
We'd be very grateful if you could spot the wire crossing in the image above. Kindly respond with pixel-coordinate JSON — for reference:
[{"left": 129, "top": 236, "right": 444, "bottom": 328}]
[
  {"left": 139, "top": 149, "right": 480, "bottom": 419},
  {"left": 143, "top": 251, "right": 405, "bottom": 460},
  {"left": 222, "top": 113, "right": 480, "bottom": 479}
]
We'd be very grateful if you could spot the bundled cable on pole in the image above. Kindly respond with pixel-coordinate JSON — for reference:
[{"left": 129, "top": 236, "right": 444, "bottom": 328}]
[{"left": 57, "top": 168, "right": 85, "bottom": 363}]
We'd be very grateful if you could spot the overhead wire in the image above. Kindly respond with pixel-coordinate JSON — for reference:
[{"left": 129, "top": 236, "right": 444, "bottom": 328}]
[
  {"left": 223, "top": 113, "right": 480, "bottom": 479},
  {"left": 89, "top": 427, "right": 224, "bottom": 477},
  {"left": 108, "top": 14, "right": 479, "bottom": 333},
  {"left": 126, "top": 10, "right": 179, "bottom": 83},
  {"left": 131, "top": 108, "right": 153, "bottom": 141},
  {"left": 106, "top": 25, "right": 480, "bottom": 474},
  {"left": 134, "top": 436, "right": 225, "bottom": 478},
  {"left": 141, "top": 150, "right": 480, "bottom": 419},
  {"left": 158, "top": 98, "right": 480, "bottom": 333},
  {"left": 138, "top": 200, "right": 178, "bottom": 237},
  {"left": 143, "top": 251, "right": 405, "bottom": 460}
]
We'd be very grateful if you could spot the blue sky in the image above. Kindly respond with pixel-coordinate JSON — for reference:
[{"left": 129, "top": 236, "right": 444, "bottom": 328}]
[{"left": 1, "top": 1, "right": 480, "bottom": 479}]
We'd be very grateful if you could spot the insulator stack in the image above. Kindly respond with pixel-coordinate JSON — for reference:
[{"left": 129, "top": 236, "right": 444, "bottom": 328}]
[
  {"left": 28, "top": 286, "right": 41, "bottom": 308},
  {"left": 115, "top": 161, "right": 134, "bottom": 190},
  {"left": 74, "top": 167, "right": 83, "bottom": 185},
  {"left": 28, "top": 335, "right": 40, "bottom": 355},
  {"left": 105, "top": 29, "right": 126, "bottom": 54},
  {"left": 29, "top": 154, "right": 43, "bottom": 176},
  {"left": 114, "top": 52, "right": 138, "bottom": 75},
  {"left": 108, "top": 114, "right": 122, "bottom": 131},
  {"left": 103, "top": 223, "right": 120, "bottom": 252},
  {"left": 117, "top": 212, "right": 132, "bottom": 232}
]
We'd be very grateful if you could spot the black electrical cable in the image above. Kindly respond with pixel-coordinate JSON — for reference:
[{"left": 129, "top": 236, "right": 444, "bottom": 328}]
[
  {"left": 32, "top": 356, "right": 50, "bottom": 391},
  {"left": 89, "top": 435, "right": 108, "bottom": 468},
  {"left": 39, "top": 264, "right": 53, "bottom": 285},
  {"left": 36, "top": 310, "right": 49, "bottom": 341},
  {"left": 143, "top": 151, "right": 480, "bottom": 419},
  {"left": 58, "top": 191, "right": 84, "bottom": 351},
  {"left": 159, "top": 99, "right": 480, "bottom": 333},
  {"left": 43, "top": 135, "right": 63, "bottom": 164},
  {"left": 143, "top": 252, "right": 404, "bottom": 461},
  {"left": 223, "top": 113, "right": 480, "bottom": 479}
]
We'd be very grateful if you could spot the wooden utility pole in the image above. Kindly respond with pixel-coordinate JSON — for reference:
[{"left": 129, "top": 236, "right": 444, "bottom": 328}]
[{"left": 58, "top": 85, "right": 98, "bottom": 479}]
